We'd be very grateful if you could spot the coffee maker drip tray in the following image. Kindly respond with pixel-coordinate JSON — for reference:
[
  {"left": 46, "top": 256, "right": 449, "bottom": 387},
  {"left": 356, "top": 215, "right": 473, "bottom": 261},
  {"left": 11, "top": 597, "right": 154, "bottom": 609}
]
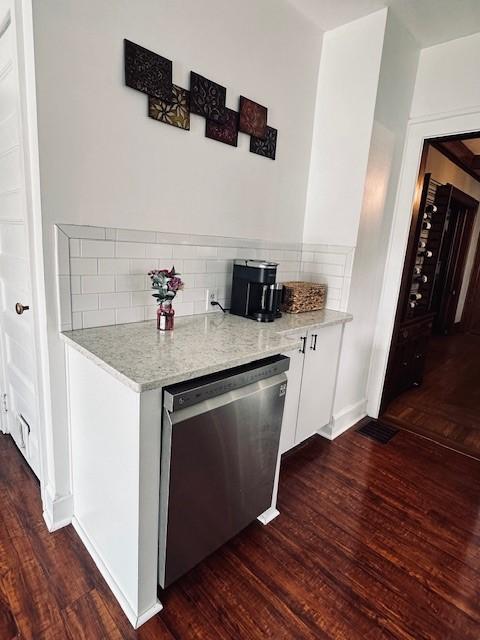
[{"left": 249, "top": 311, "right": 275, "bottom": 323}]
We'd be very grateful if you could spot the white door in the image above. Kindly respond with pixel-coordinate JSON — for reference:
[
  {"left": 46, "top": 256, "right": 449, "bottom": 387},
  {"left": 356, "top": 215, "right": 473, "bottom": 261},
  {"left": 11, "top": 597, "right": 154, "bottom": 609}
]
[
  {"left": 0, "top": 11, "right": 40, "bottom": 477},
  {"left": 295, "top": 324, "right": 343, "bottom": 444}
]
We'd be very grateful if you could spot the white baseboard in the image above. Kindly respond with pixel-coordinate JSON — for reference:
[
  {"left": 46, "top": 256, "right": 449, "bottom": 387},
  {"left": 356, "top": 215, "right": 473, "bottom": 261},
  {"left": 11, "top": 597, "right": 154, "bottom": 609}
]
[
  {"left": 72, "top": 517, "right": 162, "bottom": 628},
  {"left": 42, "top": 484, "right": 73, "bottom": 531},
  {"left": 257, "top": 507, "right": 280, "bottom": 525},
  {"left": 318, "top": 399, "right": 367, "bottom": 440}
]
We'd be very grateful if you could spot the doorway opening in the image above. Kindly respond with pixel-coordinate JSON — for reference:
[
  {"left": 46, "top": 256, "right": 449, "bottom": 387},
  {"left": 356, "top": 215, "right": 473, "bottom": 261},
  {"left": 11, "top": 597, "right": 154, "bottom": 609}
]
[{"left": 380, "top": 133, "right": 480, "bottom": 458}]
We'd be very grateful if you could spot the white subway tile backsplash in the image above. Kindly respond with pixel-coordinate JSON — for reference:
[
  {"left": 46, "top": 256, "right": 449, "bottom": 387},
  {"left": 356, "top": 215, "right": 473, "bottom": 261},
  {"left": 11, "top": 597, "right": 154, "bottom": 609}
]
[
  {"left": 181, "top": 288, "right": 206, "bottom": 303},
  {"left": 173, "top": 301, "right": 195, "bottom": 317},
  {"left": 194, "top": 300, "right": 207, "bottom": 314},
  {"left": 116, "top": 228, "right": 152, "bottom": 243},
  {"left": 144, "top": 306, "right": 157, "bottom": 320},
  {"left": 72, "top": 294, "right": 98, "bottom": 312},
  {"left": 81, "top": 275, "right": 115, "bottom": 294},
  {"left": 345, "top": 250, "right": 355, "bottom": 277},
  {"left": 173, "top": 244, "right": 197, "bottom": 259},
  {"left": 99, "top": 292, "right": 131, "bottom": 309},
  {"left": 69, "top": 239, "right": 81, "bottom": 257},
  {"left": 98, "top": 258, "right": 130, "bottom": 274},
  {"left": 115, "top": 307, "right": 145, "bottom": 324},
  {"left": 145, "top": 243, "right": 173, "bottom": 259},
  {"left": 217, "top": 247, "right": 237, "bottom": 259},
  {"left": 115, "top": 275, "right": 145, "bottom": 292},
  {"left": 55, "top": 223, "right": 353, "bottom": 330},
  {"left": 313, "top": 263, "right": 344, "bottom": 277},
  {"left": 57, "top": 275, "right": 72, "bottom": 330},
  {"left": 55, "top": 229, "right": 70, "bottom": 275},
  {"left": 60, "top": 224, "right": 106, "bottom": 240},
  {"left": 206, "top": 259, "right": 231, "bottom": 273},
  {"left": 70, "top": 258, "right": 98, "bottom": 276},
  {"left": 70, "top": 275, "right": 81, "bottom": 295},
  {"left": 196, "top": 246, "right": 218, "bottom": 258},
  {"left": 215, "top": 272, "right": 231, "bottom": 287},
  {"left": 194, "top": 273, "right": 216, "bottom": 288},
  {"left": 131, "top": 290, "right": 155, "bottom": 307},
  {"left": 129, "top": 259, "right": 157, "bottom": 274},
  {"left": 183, "top": 259, "right": 206, "bottom": 274},
  {"left": 72, "top": 312, "right": 83, "bottom": 330},
  {"left": 115, "top": 241, "right": 146, "bottom": 258},
  {"left": 82, "top": 309, "right": 115, "bottom": 327},
  {"left": 81, "top": 239, "right": 115, "bottom": 258},
  {"left": 302, "top": 251, "right": 314, "bottom": 262},
  {"left": 314, "top": 252, "right": 346, "bottom": 266}
]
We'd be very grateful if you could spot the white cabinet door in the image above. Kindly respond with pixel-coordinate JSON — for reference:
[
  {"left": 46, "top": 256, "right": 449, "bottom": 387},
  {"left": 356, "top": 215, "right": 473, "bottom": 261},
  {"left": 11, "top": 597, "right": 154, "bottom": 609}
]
[
  {"left": 295, "top": 324, "right": 343, "bottom": 444},
  {"left": 280, "top": 339, "right": 305, "bottom": 454}
]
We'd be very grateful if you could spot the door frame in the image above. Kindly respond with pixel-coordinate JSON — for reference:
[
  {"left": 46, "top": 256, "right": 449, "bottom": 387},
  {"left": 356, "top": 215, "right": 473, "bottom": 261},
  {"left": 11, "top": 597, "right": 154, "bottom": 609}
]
[
  {"left": 434, "top": 189, "right": 478, "bottom": 335},
  {"left": 367, "top": 109, "right": 480, "bottom": 418},
  {"left": 2, "top": 1, "right": 57, "bottom": 528}
]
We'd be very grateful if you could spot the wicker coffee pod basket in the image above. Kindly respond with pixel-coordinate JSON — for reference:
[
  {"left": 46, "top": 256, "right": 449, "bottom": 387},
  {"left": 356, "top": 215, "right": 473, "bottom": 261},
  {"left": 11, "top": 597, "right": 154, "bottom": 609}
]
[{"left": 281, "top": 281, "right": 327, "bottom": 314}]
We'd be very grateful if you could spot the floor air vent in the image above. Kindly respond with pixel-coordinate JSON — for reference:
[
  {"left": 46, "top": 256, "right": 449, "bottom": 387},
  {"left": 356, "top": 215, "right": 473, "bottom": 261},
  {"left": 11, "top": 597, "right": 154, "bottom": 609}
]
[{"left": 356, "top": 420, "right": 398, "bottom": 444}]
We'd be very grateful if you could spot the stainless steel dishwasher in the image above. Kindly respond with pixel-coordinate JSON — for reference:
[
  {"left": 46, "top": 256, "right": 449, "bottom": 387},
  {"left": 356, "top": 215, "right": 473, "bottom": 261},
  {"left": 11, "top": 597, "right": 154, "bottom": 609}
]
[{"left": 158, "top": 354, "right": 289, "bottom": 588}]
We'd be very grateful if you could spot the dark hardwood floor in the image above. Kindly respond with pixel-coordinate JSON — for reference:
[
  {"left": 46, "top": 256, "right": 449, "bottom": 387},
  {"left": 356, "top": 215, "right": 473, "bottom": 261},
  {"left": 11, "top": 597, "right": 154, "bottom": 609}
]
[
  {"left": 2, "top": 422, "right": 480, "bottom": 639},
  {"left": 383, "top": 332, "right": 480, "bottom": 458}
]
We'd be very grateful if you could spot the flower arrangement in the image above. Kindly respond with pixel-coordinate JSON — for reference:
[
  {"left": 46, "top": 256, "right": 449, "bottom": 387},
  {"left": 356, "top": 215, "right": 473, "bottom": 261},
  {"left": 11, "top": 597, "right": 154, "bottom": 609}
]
[
  {"left": 148, "top": 266, "right": 184, "bottom": 331},
  {"left": 148, "top": 266, "right": 184, "bottom": 304}
]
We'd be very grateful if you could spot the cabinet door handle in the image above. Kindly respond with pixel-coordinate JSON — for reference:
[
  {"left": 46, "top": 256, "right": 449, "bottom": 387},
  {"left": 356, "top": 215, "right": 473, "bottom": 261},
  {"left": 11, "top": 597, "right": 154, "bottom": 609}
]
[
  {"left": 310, "top": 334, "right": 318, "bottom": 350},
  {"left": 300, "top": 336, "right": 306, "bottom": 354}
]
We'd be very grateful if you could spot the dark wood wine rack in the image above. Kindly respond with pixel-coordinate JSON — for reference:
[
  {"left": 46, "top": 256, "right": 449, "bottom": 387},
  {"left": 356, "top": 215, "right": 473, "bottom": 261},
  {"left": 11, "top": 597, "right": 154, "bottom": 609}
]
[
  {"left": 404, "top": 176, "right": 443, "bottom": 320},
  {"left": 382, "top": 170, "right": 479, "bottom": 410}
]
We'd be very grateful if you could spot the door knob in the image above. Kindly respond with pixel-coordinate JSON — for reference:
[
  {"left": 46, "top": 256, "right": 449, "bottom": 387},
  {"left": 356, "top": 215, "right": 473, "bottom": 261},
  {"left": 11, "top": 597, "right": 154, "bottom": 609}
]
[{"left": 15, "top": 303, "right": 30, "bottom": 315}]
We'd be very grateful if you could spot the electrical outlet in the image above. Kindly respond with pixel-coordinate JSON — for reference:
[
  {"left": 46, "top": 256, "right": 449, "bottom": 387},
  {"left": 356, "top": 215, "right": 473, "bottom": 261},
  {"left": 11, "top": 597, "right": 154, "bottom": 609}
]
[{"left": 205, "top": 288, "right": 219, "bottom": 311}]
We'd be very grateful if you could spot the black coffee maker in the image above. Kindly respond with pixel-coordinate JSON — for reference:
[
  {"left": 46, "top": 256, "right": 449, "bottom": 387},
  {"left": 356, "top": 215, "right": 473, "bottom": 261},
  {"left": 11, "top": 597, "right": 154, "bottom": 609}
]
[{"left": 230, "top": 259, "right": 283, "bottom": 322}]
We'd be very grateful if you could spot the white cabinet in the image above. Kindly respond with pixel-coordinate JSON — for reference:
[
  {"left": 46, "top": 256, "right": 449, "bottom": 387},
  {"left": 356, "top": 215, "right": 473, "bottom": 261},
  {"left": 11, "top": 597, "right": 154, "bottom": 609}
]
[
  {"left": 281, "top": 323, "right": 344, "bottom": 453},
  {"left": 279, "top": 343, "right": 304, "bottom": 454}
]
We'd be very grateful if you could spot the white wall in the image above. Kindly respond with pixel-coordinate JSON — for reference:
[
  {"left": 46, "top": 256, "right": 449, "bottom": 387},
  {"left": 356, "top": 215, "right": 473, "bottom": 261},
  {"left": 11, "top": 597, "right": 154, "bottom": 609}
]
[
  {"left": 411, "top": 31, "right": 480, "bottom": 119},
  {"left": 33, "top": 0, "right": 322, "bottom": 243},
  {"left": 368, "top": 31, "right": 480, "bottom": 417},
  {"left": 424, "top": 146, "right": 480, "bottom": 323},
  {"left": 333, "top": 12, "right": 419, "bottom": 425},
  {"left": 32, "top": 0, "right": 323, "bottom": 520},
  {"left": 303, "top": 9, "right": 387, "bottom": 247}
]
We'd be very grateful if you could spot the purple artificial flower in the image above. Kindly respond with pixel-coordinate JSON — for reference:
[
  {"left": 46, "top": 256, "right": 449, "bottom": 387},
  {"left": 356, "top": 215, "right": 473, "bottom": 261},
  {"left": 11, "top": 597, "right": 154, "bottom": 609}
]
[{"left": 168, "top": 276, "right": 183, "bottom": 292}]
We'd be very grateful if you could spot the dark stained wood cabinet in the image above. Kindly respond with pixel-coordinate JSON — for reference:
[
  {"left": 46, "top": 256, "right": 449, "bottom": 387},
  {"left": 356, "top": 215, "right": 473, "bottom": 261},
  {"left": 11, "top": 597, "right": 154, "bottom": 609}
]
[
  {"left": 384, "top": 314, "right": 434, "bottom": 402},
  {"left": 382, "top": 166, "right": 478, "bottom": 410}
]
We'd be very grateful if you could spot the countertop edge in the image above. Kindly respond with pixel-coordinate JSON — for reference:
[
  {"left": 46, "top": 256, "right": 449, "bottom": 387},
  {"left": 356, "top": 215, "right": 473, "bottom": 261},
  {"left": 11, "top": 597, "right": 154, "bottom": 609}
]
[
  {"left": 61, "top": 333, "right": 142, "bottom": 392},
  {"left": 61, "top": 331, "right": 301, "bottom": 393},
  {"left": 136, "top": 342, "right": 301, "bottom": 392},
  {"left": 275, "top": 313, "right": 353, "bottom": 335},
  {"left": 61, "top": 310, "right": 352, "bottom": 393}
]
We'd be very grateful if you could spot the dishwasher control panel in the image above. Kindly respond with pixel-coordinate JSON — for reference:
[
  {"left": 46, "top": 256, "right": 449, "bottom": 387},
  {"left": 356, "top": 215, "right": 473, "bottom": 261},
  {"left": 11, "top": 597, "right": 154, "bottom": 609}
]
[{"left": 164, "top": 355, "right": 290, "bottom": 412}]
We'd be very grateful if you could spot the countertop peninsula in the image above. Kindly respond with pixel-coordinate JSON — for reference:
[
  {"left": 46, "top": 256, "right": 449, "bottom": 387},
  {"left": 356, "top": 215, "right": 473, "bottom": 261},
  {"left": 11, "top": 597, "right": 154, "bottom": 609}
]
[{"left": 62, "top": 309, "right": 352, "bottom": 392}]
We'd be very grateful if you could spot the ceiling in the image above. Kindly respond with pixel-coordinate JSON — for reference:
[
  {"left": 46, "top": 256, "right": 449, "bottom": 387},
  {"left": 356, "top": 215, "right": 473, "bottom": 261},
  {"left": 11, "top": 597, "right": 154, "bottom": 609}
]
[
  {"left": 463, "top": 139, "right": 480, "bottom": 155},
  {"left": 431, "top": 136, "right": 480, "bottom": 183},
  {"left": 287, "top": 0, "right": 480, "bottom": 47}
]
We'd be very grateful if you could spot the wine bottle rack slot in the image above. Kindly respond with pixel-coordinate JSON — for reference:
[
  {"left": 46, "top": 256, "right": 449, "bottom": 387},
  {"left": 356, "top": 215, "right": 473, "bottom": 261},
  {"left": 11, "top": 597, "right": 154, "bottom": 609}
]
[{"left": 405, "top": 177, "right": 443, "bottom": 320}]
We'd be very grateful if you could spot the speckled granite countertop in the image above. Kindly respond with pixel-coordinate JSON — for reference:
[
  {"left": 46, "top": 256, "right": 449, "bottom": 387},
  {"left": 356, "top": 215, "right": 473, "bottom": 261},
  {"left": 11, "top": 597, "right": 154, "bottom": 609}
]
[{"left": 61, "top": 309, "right": 352, "bottom": 392}]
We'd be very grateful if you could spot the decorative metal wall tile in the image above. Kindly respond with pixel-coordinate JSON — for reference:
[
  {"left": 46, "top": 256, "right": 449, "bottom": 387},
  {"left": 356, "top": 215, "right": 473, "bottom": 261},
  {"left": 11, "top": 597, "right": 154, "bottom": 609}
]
[
  {"left": 250, "top": 126, "right": 277, "bottom": 160},
  {"left": 239, "top": 96, "right": 268, "bottom": 139},
  {"left": 124, "top": 39, "right": 173, "bottom": 101},
  {"left": 190, "top": 72, "right": 227, "bottom": 123},
  {"left": 205, "top": 108, "right": 239, "bottom": 146},
  {"left": 148, "top": 85, "right": 190, "bottom": 130}
]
